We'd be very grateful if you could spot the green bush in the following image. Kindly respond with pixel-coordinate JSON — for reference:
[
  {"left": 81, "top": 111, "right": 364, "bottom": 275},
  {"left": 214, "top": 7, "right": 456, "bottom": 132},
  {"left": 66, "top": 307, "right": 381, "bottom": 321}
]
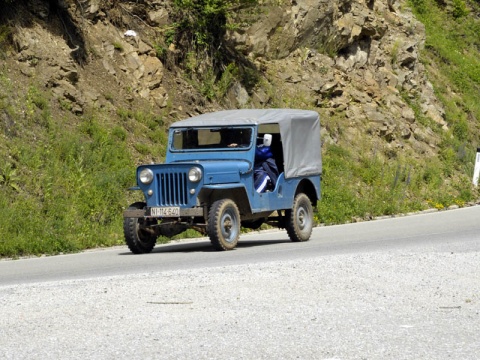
[
  {"left": 409, "top": 0, "right": 428, "bottom": 14},
  {"left": 173, "top": 0, "right": 257, "bottom": 49},
  {"left": 171, "top": 0, "right": 260, "bottom": 97},
  {"left": 452, "top": 0, "right": 469, "bottom": 18}
]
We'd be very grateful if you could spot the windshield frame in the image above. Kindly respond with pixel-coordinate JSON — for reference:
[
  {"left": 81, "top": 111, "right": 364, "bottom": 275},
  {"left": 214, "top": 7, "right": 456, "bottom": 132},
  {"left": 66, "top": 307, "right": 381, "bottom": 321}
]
[{"left": 169, "top": 126, "right": 254, "bottom": 152}]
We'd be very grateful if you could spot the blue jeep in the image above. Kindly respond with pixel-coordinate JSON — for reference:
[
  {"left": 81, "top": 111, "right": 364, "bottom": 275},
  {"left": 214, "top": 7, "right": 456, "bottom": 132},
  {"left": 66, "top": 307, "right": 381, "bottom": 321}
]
[{"left": 123, "top": 109, "right": 322, "bottom": 252}]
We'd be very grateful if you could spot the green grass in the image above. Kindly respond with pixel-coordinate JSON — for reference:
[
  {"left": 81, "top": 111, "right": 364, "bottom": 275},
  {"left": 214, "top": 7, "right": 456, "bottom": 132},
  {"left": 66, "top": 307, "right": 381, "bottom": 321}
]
[
  {"left": 409, "top": 0, "right": 480, "bottom": 133},
  {"left": 0, "top": 111, "right": 135, "bottom": 257},
  {"left": 317, "top": 142, "right": 478, "bottom": 225},
  {"left": 0, "top": 77, "right": 171, "bottom": 258}
]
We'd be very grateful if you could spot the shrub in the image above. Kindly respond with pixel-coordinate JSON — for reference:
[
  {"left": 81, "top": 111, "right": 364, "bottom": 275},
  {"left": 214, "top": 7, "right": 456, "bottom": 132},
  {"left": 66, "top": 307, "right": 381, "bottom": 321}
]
[
  {"left": 452, "top": 0, "right": 469, "bottom": 18},
  {"left": 409, "top": 0, "right": 428, "bottom": 14}
]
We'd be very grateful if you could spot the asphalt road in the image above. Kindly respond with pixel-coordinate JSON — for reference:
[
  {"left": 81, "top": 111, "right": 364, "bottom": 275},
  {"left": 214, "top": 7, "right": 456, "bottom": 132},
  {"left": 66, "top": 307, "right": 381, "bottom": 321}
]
[{"left": 0, "top": 207, "right": 479, "bottom": 359}]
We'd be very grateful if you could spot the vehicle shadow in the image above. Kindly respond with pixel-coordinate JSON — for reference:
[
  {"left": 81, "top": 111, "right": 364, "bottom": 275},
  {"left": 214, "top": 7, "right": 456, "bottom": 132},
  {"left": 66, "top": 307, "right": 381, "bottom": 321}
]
[{"left": 119, "top": 237, "right": 291, "bottom": 255}]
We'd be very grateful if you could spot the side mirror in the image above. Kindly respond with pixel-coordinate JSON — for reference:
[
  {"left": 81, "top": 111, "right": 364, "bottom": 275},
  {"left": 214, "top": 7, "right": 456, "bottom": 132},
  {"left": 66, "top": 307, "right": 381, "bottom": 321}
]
[{"left": 263, "top": 134, "right": 272, "bottom": 147}]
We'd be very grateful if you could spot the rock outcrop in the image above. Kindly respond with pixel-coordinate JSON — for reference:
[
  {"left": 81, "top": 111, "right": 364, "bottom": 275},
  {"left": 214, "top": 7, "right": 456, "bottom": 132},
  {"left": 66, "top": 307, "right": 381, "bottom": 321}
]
[{"left": 230, "top": 0, "right": 446, "bottom": 156}]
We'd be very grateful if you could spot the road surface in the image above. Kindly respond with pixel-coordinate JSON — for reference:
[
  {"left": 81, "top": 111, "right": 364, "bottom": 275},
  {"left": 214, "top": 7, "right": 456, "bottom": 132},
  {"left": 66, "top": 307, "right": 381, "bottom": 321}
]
[{"left": 1, "top": 206, "right": 479, "bottom": 359}]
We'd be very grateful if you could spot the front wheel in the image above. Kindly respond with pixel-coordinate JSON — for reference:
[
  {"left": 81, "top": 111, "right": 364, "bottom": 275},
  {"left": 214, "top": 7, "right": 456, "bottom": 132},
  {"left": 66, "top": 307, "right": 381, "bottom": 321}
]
[
  {"left": 285, "top": 193, "right": 314, "bottom": 242},
  {"left": 207, "top": 199, "right": 240, "bottom": 251},
  {"left": 123, "top": 202, "right": 158, "bottom": 254}
]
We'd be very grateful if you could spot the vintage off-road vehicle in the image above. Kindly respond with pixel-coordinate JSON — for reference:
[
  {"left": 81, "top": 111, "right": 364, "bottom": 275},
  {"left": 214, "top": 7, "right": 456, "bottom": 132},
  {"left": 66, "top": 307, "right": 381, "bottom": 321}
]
[{"left": 123, "top": 109, "right": 322, "bottom": 252}]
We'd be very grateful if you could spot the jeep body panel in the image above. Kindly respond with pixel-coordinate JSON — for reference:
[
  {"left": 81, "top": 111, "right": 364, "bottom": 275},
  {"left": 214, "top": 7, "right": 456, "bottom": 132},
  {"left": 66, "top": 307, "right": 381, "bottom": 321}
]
[{"left": 251, "top": 173, "right": 321, "bottom": 212}]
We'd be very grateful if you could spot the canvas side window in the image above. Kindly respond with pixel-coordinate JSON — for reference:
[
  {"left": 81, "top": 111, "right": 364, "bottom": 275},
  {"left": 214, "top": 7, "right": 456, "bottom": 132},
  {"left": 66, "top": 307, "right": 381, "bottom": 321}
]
[
  {"left": 258, "top": 124, "right": 280, "bottom": 143},
  {"left": 257, "top": 123, "right": 284, "bottom": 174}
]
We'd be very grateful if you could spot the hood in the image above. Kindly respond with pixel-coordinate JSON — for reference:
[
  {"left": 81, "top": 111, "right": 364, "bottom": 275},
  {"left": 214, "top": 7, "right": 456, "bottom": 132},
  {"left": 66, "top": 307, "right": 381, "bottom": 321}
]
[{"left": 175, "top": 159, "right": 251, "bottom": 185}]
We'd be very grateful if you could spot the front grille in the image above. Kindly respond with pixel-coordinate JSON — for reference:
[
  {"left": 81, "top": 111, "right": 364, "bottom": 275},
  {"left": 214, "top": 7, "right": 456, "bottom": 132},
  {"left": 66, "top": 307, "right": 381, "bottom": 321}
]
[{"left": 157, "top": 171, "right": 188, "bottom": 206}]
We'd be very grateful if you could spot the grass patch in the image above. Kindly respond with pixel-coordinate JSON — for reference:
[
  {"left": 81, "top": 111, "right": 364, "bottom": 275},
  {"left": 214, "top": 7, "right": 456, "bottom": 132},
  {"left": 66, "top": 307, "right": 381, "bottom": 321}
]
[
  {"left": 0, "top": 74, "right": 138, "bottom": 258},
  {"left": 1, "top": 124, "right": 134, "bottom": 257},
  {"left": 0, "top": 122, "right": 134, "bottom": 257},
  {"left": 316, "top": 138, "right": 479, "bottom": 225}
]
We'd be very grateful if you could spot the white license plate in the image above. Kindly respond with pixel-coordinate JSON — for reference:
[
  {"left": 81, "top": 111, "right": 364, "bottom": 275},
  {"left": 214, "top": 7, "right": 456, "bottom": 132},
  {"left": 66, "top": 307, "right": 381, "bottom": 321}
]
[{"left": 150, "top": 207, "right": 180, "bottom": 217}]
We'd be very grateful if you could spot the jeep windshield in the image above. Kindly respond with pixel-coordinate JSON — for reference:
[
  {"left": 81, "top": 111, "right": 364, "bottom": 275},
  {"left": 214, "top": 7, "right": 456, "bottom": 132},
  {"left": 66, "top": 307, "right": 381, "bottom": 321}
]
[{"left": 171, "top": 127, "right": 253, "bottom": 151}]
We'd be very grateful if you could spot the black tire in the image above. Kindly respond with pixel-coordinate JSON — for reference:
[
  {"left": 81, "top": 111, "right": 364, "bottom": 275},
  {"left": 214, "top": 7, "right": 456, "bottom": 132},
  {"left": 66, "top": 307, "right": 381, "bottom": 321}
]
[
  {"left": 123, "top": 202, "right": 158, "bottom": 254},
  {"left": 207, "top": 199, "right": 240, "bottom": 251},
  {"left": 285, "top": 193, "right": 314, "bottom": 242}
]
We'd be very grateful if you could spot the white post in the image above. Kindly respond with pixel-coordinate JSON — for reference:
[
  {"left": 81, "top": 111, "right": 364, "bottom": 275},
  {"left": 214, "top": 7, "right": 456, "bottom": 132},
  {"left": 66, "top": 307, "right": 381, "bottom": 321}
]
[{"left": 473, "top": 147, "right": 480, "bottom": 186}]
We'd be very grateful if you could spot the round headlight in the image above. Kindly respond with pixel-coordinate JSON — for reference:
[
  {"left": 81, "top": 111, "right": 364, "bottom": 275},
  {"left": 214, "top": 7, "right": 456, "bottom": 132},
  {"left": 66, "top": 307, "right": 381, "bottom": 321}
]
[
  {"left": 188, "top": 166, "right": 202, "bottom": 182},
  {"left": 139, "top": 168, "right": 154, "bottom": 185}
]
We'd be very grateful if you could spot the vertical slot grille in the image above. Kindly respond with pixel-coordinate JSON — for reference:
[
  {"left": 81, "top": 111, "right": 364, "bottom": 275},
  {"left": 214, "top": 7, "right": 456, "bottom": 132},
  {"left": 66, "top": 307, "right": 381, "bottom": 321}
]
[{"left": 158, "top": 171, "right": 188, "bottom": 206}]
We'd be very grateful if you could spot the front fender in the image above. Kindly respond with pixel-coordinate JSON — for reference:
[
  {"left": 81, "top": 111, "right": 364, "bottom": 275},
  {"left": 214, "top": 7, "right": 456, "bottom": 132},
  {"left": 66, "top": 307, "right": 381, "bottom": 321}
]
[{"left": 198, "top": 185, "right": 252, "bottom": 216}]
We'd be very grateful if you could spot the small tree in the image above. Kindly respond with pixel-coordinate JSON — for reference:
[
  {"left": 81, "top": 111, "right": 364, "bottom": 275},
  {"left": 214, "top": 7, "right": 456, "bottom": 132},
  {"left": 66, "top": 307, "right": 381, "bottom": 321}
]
[
  {"left": 172, "top": 0, "right": 257, "bottom": 71},
  {"left": 452, "top": 0, "right": 469, "bottom": 18}
]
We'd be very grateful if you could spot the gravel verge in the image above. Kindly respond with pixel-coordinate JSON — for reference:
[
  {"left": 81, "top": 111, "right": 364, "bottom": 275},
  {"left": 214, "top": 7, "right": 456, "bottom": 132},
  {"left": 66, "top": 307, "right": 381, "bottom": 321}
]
[{"left": 1, "top": 243, "right": 479, "bottom": 360}]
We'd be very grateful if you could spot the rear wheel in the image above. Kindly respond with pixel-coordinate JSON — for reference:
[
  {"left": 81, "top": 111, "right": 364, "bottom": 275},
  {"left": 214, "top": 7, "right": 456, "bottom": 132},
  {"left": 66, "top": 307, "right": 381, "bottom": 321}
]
[
  {"left": 123, "top": 202, "right": 158, "bottom": 254},
  {"left": 207, "top": 199, "right": 240, "bottom": 251},
  {"left": 285, "top": 193, "right": 313, "bottom": 242}
]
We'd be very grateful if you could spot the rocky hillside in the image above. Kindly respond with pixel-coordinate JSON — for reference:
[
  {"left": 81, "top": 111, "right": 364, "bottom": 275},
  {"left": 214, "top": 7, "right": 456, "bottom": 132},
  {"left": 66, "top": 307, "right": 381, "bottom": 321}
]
[
  {"left": 0, "top": 0, "right": 479, "bottom": 256},
  {"left": 4, "top": 0, "right": 446, "bottom": 153}
]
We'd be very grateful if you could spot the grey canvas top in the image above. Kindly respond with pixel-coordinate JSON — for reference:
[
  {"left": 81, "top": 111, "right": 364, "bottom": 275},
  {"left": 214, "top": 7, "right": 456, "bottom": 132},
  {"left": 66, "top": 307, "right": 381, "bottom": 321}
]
[{"left": 170, "top": 109, "right": 322, "bottom": 178}]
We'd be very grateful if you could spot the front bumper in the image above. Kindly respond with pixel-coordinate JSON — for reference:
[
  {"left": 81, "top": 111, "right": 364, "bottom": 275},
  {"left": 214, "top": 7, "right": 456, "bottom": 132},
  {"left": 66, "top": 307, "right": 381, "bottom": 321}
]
[{"left": 123, "top": 207, "right": 204, "bottom": 218}]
